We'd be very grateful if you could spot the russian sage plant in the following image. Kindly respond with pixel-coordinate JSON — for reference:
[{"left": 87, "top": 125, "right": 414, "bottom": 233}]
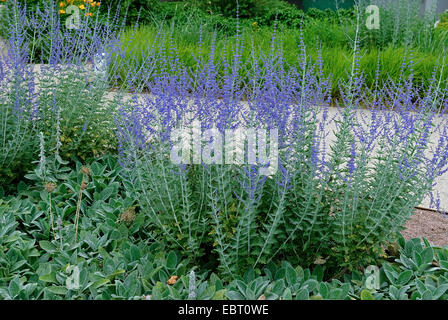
[
  {"left": 358, "top": 0, "right": 439, "bottom": 51},
  {"left": 0, "top": 49, "right": 36, "bottom": 184},
  {"left": 0, "top": 0, "right": 126, "bottom": 186},
  {"left": 117, "top": 21, "right": 448, "bottom": 278}
]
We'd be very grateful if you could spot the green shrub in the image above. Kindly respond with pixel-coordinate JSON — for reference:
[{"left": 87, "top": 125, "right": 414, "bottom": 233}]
[
  {"left": 435, "top": 10, "right": 448, "bottom": 34},
  {"left": 254, "top": 0, "right": 304, "bottom": 28},
  {"left": 99, "top": 0, "right": 162, "bottom": 25},
  {"left": 187, "top": 0, "right": 275, "bottom": 18}
]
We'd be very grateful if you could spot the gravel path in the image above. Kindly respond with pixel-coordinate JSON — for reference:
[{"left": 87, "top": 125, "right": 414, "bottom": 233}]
[{"left": 402, "top": 209, "right": 448, "bottom": 247}]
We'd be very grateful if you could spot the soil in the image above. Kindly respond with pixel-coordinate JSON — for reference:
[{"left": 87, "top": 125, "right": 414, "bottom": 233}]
[{"left": 401, "top": 208, "right": 448, "bottom": 247}]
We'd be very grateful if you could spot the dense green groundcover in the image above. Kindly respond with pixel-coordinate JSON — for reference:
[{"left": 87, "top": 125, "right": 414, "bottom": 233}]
[{"left": 1, "top": 156, "right": 448, "bottom": 300}]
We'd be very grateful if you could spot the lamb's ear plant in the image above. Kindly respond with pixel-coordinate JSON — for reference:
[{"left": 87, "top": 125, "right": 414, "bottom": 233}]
[
  {"left": 24, "top": 115, "right": 70, "bottom": 240},
  {"left": 74, "top": 165, "right": 91, "bottom": 243}
]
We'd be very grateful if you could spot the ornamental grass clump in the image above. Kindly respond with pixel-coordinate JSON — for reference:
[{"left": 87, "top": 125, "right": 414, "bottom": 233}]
[{"left": 117, "top": 22, "right": 448, "bottom": 278}]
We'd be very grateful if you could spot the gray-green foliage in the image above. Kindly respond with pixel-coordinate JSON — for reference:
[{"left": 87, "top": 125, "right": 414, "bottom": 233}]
[
  {"left": 123, "top": 107, "right": 438, "bottom": 277},
  {"left": 36, "top": 64, "right": 117, "bottom": 160},
  {"left": 0, "top": 60, "right": 118, "bottom": 188},
  {"left": 358, "top": 0, "right": 446, "bottom": 52},
  {"left": 119, "top": 49, "right": 448, "bottom": 279},
  {"left": 0, "top": 62, "right": 37, "bottom": 184}
]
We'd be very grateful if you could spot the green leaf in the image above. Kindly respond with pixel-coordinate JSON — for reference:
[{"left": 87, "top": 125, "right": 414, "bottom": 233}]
[
  {"left": 212, "top": 289, "right": 226, "bottom": 300},
  {"left": 312, "top": 265, "right": 324, "bottom": 281},
  {"left": 130, "top": 245, "right": 141, "bottom": 261},
  {"left": 106, "top": 269, "right": 125, "bottom": 280},
  {"left": 282, "top": 288, "right": 292, "bottom": 300},
  {"left": 383, "top": 263, "right": 398, "bottom": 283},
  {"left": 17, "top": 181, "right": 27, "bottom": 193},
  {"left": 439, "top": 260, "right": 448, "bottom": 271},
  {"left": 271, "top": 279, "right": 285, "bottom": 295},
  {"left": 166, "top": 252, "right": 177, "bottom": 270},
  {"left": 397, "top": 270, "right": 413, "bottom": 286},
  {"left": 243, "top": 267, "right": 255, "bottom": 283},
  {"left": 226, "top": 290, "right": 244, "bottom": 300},
  {"left": 360, "top": 289, "right": 375, "bottom": 300},
  {"left": 421, "top": 247, "right": 434, "bottom": 265},
  {"left": 302, "top": 279, "right": 318, "bottom": 292},
  {"left": 39, "top": 273, "right": 57, "bottom": 284},
  {"left": 413, "top": 251, "right": 423, "bottom": 267},
  {"left": 99, "top": 185, "right": 116, "bottom": 201},
  {"left": 39, "top": 240, "right": 57, "bottom": 253},
  {"left": 198, "top": 285, "right": 216, "bottom": 300},
  {"left": 142, "top": 278, "right": 152, "bottom": 292},
  {"left": 47, "top": 286, "right": 68, "bottom": 295},
  {"left": 8, "top": 278, "right": 20, "bottom": 297},
  {"left": 329, "top": 288, "right": 345, "bottom": 300},
  {"left": 285, "top": 266, "right": 297, "bottom": 286},
  {"left": 295, "top": 288, "right": 309, "bottom": 300},
  {"left": 274, "top": 267, "right": 286, "bottom": 280},
  {"left": 319, "top": 282, "right": 329, "bottom": 299},
  {"left": 295, "top": 266, "right": 304, "bottom": 280},
  {"left": 98, "top": 247, "right": 111, "bottom": 260},
  {"left": 168, "top": 285, "right": 182, "bottom": 299},
  {"left": 235, "top": 280, "right": 247, "bottom": 295},
  {"left": 434, "top": 284, "right": 448, "bottom": 299},
  {"left": 93, "top": 278, "right": 110, "bottom": 289},
  {"left": 11, "top": 260, "right": 27, "bottom": 272},
  {"left": 421, "top": 290, "right": 433, "bottom": 300}
]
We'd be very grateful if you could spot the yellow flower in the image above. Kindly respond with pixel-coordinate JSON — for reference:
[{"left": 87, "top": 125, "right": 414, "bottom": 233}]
[
  {"left": 58, "top": 9, "right": 65, "bottom": 14},
  {"left": 78, "top": 4, "right": 85, "bottom": 10}
]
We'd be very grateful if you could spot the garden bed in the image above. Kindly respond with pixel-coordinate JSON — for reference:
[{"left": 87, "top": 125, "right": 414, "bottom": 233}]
[{"left": 2, "top": 0, "right": 448, "bottom": 302}]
